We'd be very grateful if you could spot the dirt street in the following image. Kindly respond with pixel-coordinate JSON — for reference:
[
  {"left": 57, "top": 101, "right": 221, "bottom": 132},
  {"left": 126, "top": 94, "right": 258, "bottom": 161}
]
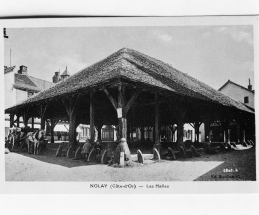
[{"left": 5, "top": 148, "right": 256, "bottom": 181}]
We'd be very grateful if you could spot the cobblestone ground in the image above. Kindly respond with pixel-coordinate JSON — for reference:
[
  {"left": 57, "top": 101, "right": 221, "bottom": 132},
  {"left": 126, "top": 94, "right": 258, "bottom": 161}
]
[{"left": 5, "top": 147, "right": 256, "bottom": 181}]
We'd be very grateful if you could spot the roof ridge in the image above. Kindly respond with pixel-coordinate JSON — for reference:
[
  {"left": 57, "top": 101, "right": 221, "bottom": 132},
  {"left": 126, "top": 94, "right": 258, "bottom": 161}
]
[
  {"left": 5, "top": 48, "right": 254, "bottom": 114},
  {"left": 219, "top": 79, "right": 254, "bottom": 93}
]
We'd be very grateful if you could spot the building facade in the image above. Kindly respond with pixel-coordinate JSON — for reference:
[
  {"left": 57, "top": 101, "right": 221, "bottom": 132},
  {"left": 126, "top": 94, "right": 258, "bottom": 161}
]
[
  {"left": 4, "top": 65, "right": 55, "bottom": 136},
  {"left": 218, "top": 79, "right": 254, "bottom": 109}
]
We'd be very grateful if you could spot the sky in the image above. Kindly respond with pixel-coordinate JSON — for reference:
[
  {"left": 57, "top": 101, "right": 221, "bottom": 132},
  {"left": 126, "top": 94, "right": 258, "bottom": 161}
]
[{"left": 4, "top": 25, "right": 254, "bottom": 90}]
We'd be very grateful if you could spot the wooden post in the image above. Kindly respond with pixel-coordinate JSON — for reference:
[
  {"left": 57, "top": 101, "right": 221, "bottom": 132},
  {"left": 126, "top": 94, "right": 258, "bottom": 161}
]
[
  {"left": 63, "top": 95, "right": 79, "bottom": 149},
  {"left": 127, "top": 125, "right": 131, "bottom": 143},
  {"left": 31, "top": 117, "right": 34, "bottom": 130},
  {"left": 38, "top": 104, "right": 47, "bottom": 130},
  {"left": 223, "top": 129, "right": 227, "bottom": 143},
  {"left": 90, "top": 91, "right": 95, "bottom": 144},
  {"left": 204, "top": 115, "right": 211, "bottom": 142},
  {"left": 74, "top": 120, "right": 80, "bottom": 145},
  {"left": 41, "top": 118, "right": 45, "bottom": 130},
  {"left": 223, "top": 121, "right": 229, "bottom": 144},
  {"left": 194, "top": 121, "right": 201, "bottom": 143},
  {"left": 69, "top": 115, "right": 75, "bottom": 146},
  {"left": 242, "top": 130, "right": 246, "bottom": 144},
  {"left": 46, "top": 119, "right": 59, "bottom": 143},
  {"left": 51, "top": 120, "right": 55, "bottom": 143},
  {"left": 154, "top": 93, "right": 161, "bottom": 153},
  {"left": 17, "top": 115, "right": 20, "bottom": 127},
  {"left": 21, "top": 108, "right": 29, "bottom": 128},
  {"left": 228, "top": 128, "right": 231, "bottom": 143},
  {"left": 238, "top": 118, "right": 246, "bottom": 145},
  {"left": 96, "top": 124, "right": 103, "bottom": 141},
  {"left": 177, "top": 119, "right": 184, "bottom": 149},
  {"left": 117, "top": 85, "right": 127, "bottom": 139},
  {"left": 104, "top": 85, "right": 141, "bottom": 160},
  {"left": 10, "top": 113, "right": 14, "bottom": 128},
  {"left": 208, "top": 130, "right": 212, "bottom": 142}
]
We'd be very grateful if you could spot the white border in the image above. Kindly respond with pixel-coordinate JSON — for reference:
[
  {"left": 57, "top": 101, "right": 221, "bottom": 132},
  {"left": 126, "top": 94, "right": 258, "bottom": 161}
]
[{"left": 0, "top": 16, "right": 258, "bottom": 196}]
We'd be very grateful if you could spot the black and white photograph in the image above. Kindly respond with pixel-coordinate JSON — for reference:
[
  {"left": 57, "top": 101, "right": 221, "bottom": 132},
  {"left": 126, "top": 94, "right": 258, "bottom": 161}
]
[
  {"left": 1, "top": 0, "right": 259, "bottom": 213},
  {"left": 0, "top": 14, "right": 258, "bottom": 200}
]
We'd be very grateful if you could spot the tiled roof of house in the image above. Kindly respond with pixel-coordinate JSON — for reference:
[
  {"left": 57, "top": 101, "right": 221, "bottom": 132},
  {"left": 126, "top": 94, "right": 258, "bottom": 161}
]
[
  {"left": 14, "top": 73, "right": 41, "bottom": 92},
  {"left": 28, "top": 76, "right": 55, "bottom": 91},
  {"left": 4, "top": 66, "right": 16, "bottom": 74},
  {"left": 219, "top": 80, "right": 254, "bottom": 94}
]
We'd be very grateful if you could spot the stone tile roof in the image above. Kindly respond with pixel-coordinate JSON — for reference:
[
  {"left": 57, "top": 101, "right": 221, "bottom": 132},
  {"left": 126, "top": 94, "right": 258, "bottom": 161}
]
[
  {"left": 4, "top": 66, "right": 16, "bottom": 74},
  {"left": 6, "top": 48, "right": 254, "bottom": 114},
  {"left": 28, "top": 76, "right": 55, "bottom": 91},
  {"left": 14, "top": 73, "right": 41, "bottom": 92}
]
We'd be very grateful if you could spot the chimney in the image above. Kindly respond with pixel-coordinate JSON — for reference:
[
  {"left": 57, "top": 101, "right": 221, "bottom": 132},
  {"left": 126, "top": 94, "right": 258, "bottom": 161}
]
[
  {"left": 18, "top": 65, "right": 28, "bottom": 75},
  {"left": 248, "top": 79, "right": 252, "bottom": 91},
  {"left": 53, "top": 71, "right": 61, "bottom": 83}
]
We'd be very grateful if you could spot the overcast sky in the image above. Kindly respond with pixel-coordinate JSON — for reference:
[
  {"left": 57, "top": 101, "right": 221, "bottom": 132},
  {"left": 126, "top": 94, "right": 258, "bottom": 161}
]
[{"left": 4, "top": 25, "right": 254, "bottom": 90}]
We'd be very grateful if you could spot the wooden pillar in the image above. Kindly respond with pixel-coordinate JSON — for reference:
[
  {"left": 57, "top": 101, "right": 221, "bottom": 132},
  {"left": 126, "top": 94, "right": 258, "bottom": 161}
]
[
  {"left": 238, "top": 118, "right": 246, "bottom": 145},
  {"left": 51, "top": 120, "right": 55, "bottom": 143},
  {"left": 194, "top": 121, "right": 201, "bottom": 143},
  {"left": 127, "top": 124, "right": 131, "bottom": 143},
  {"left": 223, "top": 130, "right": 226, "bottom": 143},
  {"left": 96, "top": 124, "right": 103, "bottom": 141},
  {"left": 209, "top": 130, "right": 212, "bottom": 142},
  {"left": 10, "top": 113, "right": 14, "bottom": 128},
  {"left": 17, "top": 115, "right": 20, "bottom": 127},
  {"left": 223, "top": 120, "right": 229, "bottom": 144},
  {"left": 74, "top": 120, "right": 80, "bottom": 144},
  {"left": 236, "top": 123, "right": 240, "bottom": 143},
  {"left": 242, "top": 130, "right": 246, "bottom": 144},
  {"left": 90, "top": 91, "right": 95, "bottom": 144},
  {"left": 228, "top": 128, "right": 231, "bottom": 143},
  {"left": 38, "top": 104, "right": 47, "bottom": 130},
  {"left": 23, "top": 117, "right": 28, "bottom": 128},
  {"left": 63, "top": 95, "right": 79, "bottom": 149},
  {"left": 46, "top": 119, "right": 59, "bottom": 143},
  {"left": 204, "top": 115, "right": 211, "bottom": 142},
  {"left": 117, "top": 84, "right": 126, "bottom": 140},
  {"left": 21, "top": 109, "right": 29, "bottom": 128},
  {"left": 177, "top": 119, "right": 184, "bottom": 148},
  {"left": 41, "top": 118, "right": 45, "bottom": 130},
  {"left": 154, "top": 93, "right": 161, "bottom": 153},
  {"left": 69, "top": 116, "right": 76, "bottom": 146},
  {"left": 31, "top": 117, "right": 34, "bottom": 130},
  {"left": 104, "top": 85, "right": 141, "bottom": 159}
]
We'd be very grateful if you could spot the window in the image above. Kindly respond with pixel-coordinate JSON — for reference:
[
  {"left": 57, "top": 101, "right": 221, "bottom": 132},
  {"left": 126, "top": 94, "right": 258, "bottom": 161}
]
[{"left": 244, "top": 96, "right": 249, "bottom": 104}]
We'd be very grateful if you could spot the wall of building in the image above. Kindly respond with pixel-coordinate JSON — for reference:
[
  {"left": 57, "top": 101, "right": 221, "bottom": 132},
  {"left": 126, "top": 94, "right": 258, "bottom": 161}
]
[
  {"left": 220, "top": 83, "right": 254, "bottom": 108},
  {"left": 4, "top": 71, "right": 14, "bottom": 109},
  {"left": 15, "top": 88, "right": 28, "bottom": 104}
]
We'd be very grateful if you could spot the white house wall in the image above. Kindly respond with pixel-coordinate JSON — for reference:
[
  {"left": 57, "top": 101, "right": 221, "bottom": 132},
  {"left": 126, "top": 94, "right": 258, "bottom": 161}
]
[
  {"left": 4, "top": 71, "right": 15, "bottom": 109},
  {"left": 15, "top": 88, "right": 28, "bottom": 104},
  {"left": 220, "top": 83, "right": 254, "bottom": 108}
]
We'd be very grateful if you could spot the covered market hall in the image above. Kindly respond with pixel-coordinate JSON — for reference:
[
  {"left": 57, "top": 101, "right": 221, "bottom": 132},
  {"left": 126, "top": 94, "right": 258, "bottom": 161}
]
[{"left": 5, "top": 48, "right": 255, "bottom": 160}]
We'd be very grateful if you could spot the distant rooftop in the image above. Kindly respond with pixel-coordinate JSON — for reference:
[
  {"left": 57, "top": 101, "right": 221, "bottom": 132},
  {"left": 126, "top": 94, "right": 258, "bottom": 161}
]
[
  {"left": 219, "top": 80, "right": 254, "bottom": 93},
  {"left": 61, "top": 66, "right": 70, "bottom": 76}
]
